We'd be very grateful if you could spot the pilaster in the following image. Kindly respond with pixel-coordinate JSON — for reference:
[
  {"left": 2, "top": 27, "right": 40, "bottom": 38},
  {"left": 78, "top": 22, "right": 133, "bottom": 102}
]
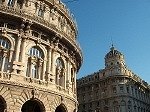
[
  {"left": 15, "top": 36, "right": 22, "bottom": 62},
  {"left": 20, "top": 37, "right": 27, "bottom": 63},
  {"left": 1, "top": 50, "right": 7, "bottom": 77},
  {"left": 73, "top": 70, "right": 76, "bottom": 94},
  {"left": 40, "top": 59, "right": 44, "bottom": 80}
]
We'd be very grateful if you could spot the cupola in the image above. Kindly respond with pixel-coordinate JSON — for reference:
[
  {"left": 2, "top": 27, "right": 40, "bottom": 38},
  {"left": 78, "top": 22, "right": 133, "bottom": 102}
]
[{"left": 105, "top": 45, "right": 126, "bottom": 68}]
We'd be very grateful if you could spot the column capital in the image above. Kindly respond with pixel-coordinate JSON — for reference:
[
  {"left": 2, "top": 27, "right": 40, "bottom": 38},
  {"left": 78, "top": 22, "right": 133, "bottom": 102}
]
[
  {"left": 22, "top": 35, "right": 28, "bottom": 40},
  {"left": 1, "top": 27, "right": 7, "bottom": 36},
  {"left": 2, "top": 50, "right": 8, "bottom": 57},
  {"left": 18, "top": 31, "right": 24, "bottom": 39}
]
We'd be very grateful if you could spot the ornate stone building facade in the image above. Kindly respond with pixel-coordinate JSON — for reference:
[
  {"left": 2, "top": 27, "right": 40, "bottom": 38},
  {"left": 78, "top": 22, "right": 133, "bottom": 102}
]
[
  {"left": 77, "top": 46, "right": 150, "bottom": 112},
  {"left": 0, "top": 0, "right": 82, "bottom": 111}
]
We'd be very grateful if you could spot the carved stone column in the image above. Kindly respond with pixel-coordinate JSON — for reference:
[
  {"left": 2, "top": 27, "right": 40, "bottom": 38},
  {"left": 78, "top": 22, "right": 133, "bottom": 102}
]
[
  {"left": 15, "top": 36, "right": 22, "bottom": 62},
  {"left": 51, "top": 47, "right": 56, "bottom": 84},
  {"left": 50, "top": 48, "right": 54, "bottom": 72},
  {"left": 38, "top": 59, "right": 43, "bottom": 80},
  {"left": 46, "top": 47, "right": 52, "bottom": 82},
  {"left": 1, "top": 50, "right": 7, "bottom": 77},
  {"left": 7, "top": 49, "right": 13, "bottom": 74},
  {"left": 56, "top": 68, "right": 60, "bottom": 85},
  {"left": 64, "top": 68, "right": 66, "bottom": 89},
  {"left": 41, "top": 60, "right": 46, "bottom": 80},
  {"left": 66, "top": 58, "right": 69, "bottom": 89},
  {"left": 71, "top": 70, "right": 75, "bottom": 93},
  {"left": 29, "top": 57, "right": 35, "bottom": 78},
  {"left": 20, "top": 38, "right": 26, "bottom": 63},
  {"left": 74, "top": 69, "right": 77, "bottom": 94},
  {"left": 9, "top": 50, "right": 13, "bottom": 62}
]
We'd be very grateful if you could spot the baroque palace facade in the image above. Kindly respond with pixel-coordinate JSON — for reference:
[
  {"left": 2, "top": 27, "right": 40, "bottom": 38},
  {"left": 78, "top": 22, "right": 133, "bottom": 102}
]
[
  {"left": 77, "top": 46, "right": 150, "bottom": 112},
  {"left": 0, "top": 0, "right": 82, "bottom": 112}
]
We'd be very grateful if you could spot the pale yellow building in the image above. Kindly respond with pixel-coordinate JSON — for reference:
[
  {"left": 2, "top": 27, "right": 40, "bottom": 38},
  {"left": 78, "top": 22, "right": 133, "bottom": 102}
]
[
  {"left": 77, "top": 46, "right": 150, "bottom": 112},
  {"left": 0, "top": 0, "right": 82, "bottom": 111}
]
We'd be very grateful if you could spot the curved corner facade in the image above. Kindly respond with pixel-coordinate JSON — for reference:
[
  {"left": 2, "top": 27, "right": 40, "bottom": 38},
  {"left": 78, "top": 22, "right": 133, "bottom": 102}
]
[
  {"left": 77, "top": 47, "right": 150, "bottom": 112},
  {"left": 0, "top": 0, "right": 82, "bottom": 111}
]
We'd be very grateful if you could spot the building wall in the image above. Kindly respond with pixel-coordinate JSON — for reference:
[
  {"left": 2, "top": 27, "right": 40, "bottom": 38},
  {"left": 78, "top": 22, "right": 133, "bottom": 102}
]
[
  {"left": 77, "top": 47, "right": 150, "bottom": 112},
  {"left": 0, "top": 0, "right": 82, "bottom": 111},
  {"left": 78, "top": 77, "right": 150, "bottom": 112}
]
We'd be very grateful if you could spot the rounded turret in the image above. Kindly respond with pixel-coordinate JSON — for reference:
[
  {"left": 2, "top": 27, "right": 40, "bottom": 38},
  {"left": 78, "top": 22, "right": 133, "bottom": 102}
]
[{"left": 105, "top": 45, "right": 126, "bottom": 68}]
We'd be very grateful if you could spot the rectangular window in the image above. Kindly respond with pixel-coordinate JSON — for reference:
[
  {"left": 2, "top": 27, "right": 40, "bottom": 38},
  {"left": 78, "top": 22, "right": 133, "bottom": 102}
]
[
  {"left": 135, "top": 89, "right": 137, "bottom": 97},
  {"left": 120, "top": 86, "right": 124, "bottom": 93},
  {"left": 96, "top": 91, "right": 98, "bottom": 98},
  {"left": 113, "top": 86, "right": 117, "bottom": 93},
  {"left": 82, "top": 94, "right": 85, "bottom": 101},
  {"left": 83, "top": 104, "right": 85, "bottom": 109},
  {"left": 104, "top": 100, "right": 108, "bottom": 105},
  {"left": 89, "top": 103, "right": 92, "bottom": 108},
  {"left": 127, "top": 86, "right": 129, "bottom": 93},
  {"left": 89, "top": 92, "right": 92, "bottom": 100},
  {"left": 131, "top": 86, "right": 134, "bottom": 95},
  {"left": 97, "top": 101, "right": 99, "bottom": 106}
]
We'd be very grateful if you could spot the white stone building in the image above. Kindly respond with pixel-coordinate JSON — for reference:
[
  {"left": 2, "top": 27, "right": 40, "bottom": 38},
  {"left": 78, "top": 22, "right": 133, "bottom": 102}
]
[
  {"left": 77, "top": 46, "right": 150, "bottom": 112},
  {"left": 0, "top": 0, "right": 82, "bottom": 111}
]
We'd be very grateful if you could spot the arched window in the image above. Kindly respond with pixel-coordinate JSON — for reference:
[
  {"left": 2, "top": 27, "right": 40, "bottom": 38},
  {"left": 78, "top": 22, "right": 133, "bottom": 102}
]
[
  {"left": 0, "top": 37, "right": 10, "bottom": 73},
  {"left": 128, "top": 100, "right": 132, "bottom": 111},
  {"left": 26, "top": 47, "right": 44, "bottom": 80},
  {"left": 113, "top": 101, "right": 119, "bottom": 112},
  {"left": 56, "top": 58, "right": 64, "bottom": 69},
  {"left": 55, "top": 57, "right": 65, "bottom": 87},
  {"left": 29, "top": 47, "right": 43, "bottom": 58},
  {"left": 0, "top": 38, "right": 10, "bottom": 49},
  {"left": 120, "top": 100, "right": 126, "bottom": 112}
]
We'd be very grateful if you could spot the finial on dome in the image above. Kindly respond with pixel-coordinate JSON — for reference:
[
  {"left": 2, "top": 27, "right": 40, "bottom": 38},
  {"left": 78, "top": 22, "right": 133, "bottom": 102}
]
[
  {"left": 110, "top": 43, "right": 115, "bottom": 51},
  {"left": 110, "top": 37, "right": 115, "bottom": 51}
]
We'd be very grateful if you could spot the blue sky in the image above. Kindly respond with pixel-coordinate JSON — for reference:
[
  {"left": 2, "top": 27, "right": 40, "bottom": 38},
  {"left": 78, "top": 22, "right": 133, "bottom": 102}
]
[{"left": 62, "top": 0, "right": 150, "bottom": 83}]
